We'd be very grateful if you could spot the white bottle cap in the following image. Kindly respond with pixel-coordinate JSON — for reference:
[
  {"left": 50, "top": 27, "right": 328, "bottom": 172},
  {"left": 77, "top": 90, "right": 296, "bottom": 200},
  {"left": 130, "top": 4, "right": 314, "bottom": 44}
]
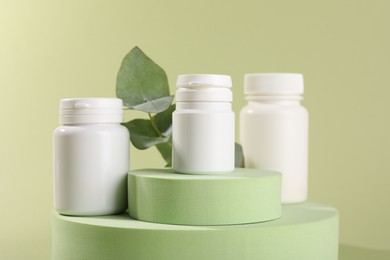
[
  {"left": 244, "top": 73, "right": 304, "bottom": 95},
  {"left": 177, "top": 74, "right": 232, "bottom": 88},
  {"left": 176, "top": 74, "right": 233, "bottom": 102},
  {"left": 60, "top": 98, "right": 123, "bottom": 124}
]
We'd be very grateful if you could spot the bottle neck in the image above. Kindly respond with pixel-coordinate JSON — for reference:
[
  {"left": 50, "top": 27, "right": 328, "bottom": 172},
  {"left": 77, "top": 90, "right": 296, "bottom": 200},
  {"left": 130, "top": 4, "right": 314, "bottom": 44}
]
[{"left": 245, "top": 94, "right": 303, "bottom": 105}]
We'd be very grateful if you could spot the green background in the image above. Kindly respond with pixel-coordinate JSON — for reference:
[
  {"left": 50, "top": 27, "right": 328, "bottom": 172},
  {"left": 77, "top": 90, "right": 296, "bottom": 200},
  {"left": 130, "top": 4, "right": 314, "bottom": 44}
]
[{"left": 1, "top": 0, "right": 389, "bottom": 259}]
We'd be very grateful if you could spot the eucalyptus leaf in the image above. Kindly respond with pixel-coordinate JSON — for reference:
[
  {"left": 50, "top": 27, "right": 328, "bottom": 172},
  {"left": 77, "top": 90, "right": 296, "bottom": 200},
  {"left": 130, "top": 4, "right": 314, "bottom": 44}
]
[
  {"left": 235, "top": 143, "right": 245, "bottom": 168},
  {"left": 153, "top": 104, "right": 175, "bottom": 137},
  {"left": 130, "top": 96, "right": 174, "bottom": 113},
  {"left": 155, "top": 141, "right": 172, "bottom": 167},
  {"left": 116, "top": 46, "right": 172, "bottom": 113},
  {"left": 123, "top": 119, "right": 170, "bottom": 150}
]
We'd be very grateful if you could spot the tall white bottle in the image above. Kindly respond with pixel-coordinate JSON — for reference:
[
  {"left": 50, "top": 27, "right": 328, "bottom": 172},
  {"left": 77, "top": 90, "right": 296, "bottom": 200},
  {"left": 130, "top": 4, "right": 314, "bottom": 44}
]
[
  {"left": 240, "top": 73, "right": 308, "bottom": 203},
  {"left": 172, "top": 74, "right": 235, "bottom": 174}
]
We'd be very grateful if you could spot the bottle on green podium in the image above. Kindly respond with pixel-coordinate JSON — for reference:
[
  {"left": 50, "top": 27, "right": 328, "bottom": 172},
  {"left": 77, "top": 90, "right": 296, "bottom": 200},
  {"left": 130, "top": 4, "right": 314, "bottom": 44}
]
[
  {"left": 172, "top": 74, "right": 235, "bottom": 174},
  {"left": 240, "top": 73, "right": 308, "bottom": 203},
  {"left": 53, "top": 98, "right": 129, "bottom": 216}
]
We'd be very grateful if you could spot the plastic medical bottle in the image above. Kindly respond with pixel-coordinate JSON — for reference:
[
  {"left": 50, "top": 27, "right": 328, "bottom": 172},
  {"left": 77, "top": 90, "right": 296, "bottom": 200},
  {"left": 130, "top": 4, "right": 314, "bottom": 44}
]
[
  {"left": 240, "top": 73, "right": 308, "bottom": 203},
  {"left": 54, "top": 98, "right": 129, "bottom": 215},
  {"left": 173, "top": 74, "right": 235, "bottom": 174}
]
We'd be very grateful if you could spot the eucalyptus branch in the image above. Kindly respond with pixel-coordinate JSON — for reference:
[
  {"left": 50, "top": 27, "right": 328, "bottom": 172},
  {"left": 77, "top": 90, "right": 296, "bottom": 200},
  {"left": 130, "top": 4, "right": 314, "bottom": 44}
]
[
  {"left": 116, "top": 46, "right": 243, "bottom": 167},
  {"left": 148, "top": 112, "right": 163, "bottom": 137}
]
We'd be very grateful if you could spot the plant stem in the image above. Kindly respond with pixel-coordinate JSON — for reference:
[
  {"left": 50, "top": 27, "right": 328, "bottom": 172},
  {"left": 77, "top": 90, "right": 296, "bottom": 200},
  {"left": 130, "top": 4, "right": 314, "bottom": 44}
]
[{"left": 148, "top": 113, "right": 162, "bottom": 137}]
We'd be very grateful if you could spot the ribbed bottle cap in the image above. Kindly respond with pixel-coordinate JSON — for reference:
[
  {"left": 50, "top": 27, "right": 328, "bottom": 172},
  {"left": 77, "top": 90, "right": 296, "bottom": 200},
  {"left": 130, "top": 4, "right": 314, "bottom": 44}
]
[
  {"left": 60, "top": 98, "right": 123, "bottom": 124},
  {"left": 176, "top": 74, "right": 232, "bottom": 102},
  {"left": 244, "top": 73, "right": 304, "bottom": 95}
]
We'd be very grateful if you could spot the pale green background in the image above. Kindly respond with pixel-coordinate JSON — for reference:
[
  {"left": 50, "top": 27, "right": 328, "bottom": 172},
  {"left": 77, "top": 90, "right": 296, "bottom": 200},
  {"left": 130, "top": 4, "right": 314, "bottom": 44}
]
[{"left": 1, "top": 0, "right": 389, "bottom": 259}]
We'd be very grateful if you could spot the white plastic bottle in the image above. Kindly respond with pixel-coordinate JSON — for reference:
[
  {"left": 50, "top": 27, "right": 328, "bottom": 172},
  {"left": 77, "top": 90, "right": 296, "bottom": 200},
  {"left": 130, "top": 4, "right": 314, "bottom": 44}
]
[
  {"left": 54, "top": 98, "right": 129, "bottom": 215},
  {"left": 240, "top": 73, "right": 308, "bottom": 203},
  {"left": 172, "top": 74, "right": 235, "bottom": 174}
]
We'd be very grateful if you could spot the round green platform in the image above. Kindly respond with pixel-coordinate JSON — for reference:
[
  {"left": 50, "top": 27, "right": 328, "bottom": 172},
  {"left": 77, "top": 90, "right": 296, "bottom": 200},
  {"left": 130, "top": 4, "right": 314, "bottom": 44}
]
[
  {"left": 52, "top": 202, "right": 339, "bottom": 260},
  {"left": 128, "top": 168, "right": 281, "bottom": 225}
]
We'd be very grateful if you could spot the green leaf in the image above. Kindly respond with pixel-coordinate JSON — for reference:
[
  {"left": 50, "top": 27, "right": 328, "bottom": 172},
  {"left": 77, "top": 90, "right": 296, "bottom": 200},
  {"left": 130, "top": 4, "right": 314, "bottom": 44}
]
[
  {"left": 153, "top": 104, "right": 175, "bottom": 137},
  {"left": 152, "top": 104, "right": 175, "bottom": 166},
  {"left": 131, "top": 96, "right": 174, "bottom": 113},
  {"left": 235, "top": 142, "right": 245, "bottom": 168},
  {"left": 116, "top": 46, "right": 173, "bottom": 113},
  {"left": 155, "top": 141, "right": 172, "bottom": 167},
  {"left": 123, "top": 119, "right": 170, "bottom": 150}
]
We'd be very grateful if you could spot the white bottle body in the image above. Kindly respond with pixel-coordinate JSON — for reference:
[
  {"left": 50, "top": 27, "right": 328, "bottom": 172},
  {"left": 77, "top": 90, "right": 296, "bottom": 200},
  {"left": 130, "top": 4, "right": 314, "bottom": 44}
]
[
  {"left": 173, "top": 102, "right": 235, "bottom": 173},
  {"left": 240, "top": 98, "right": 308, "bottom": 203},
  {"left": 54, "top": 124, "right": 129, "bottom": 215}
]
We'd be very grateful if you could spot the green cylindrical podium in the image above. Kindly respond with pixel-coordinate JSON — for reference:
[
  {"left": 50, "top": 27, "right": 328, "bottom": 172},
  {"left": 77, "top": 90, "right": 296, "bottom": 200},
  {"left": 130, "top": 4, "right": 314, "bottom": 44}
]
[
  {"left": 52, "top": 202, "right": 339, "bottom": 260},
  {"left": 128, "top": 168, "right": 281, "bottom": 225}
]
